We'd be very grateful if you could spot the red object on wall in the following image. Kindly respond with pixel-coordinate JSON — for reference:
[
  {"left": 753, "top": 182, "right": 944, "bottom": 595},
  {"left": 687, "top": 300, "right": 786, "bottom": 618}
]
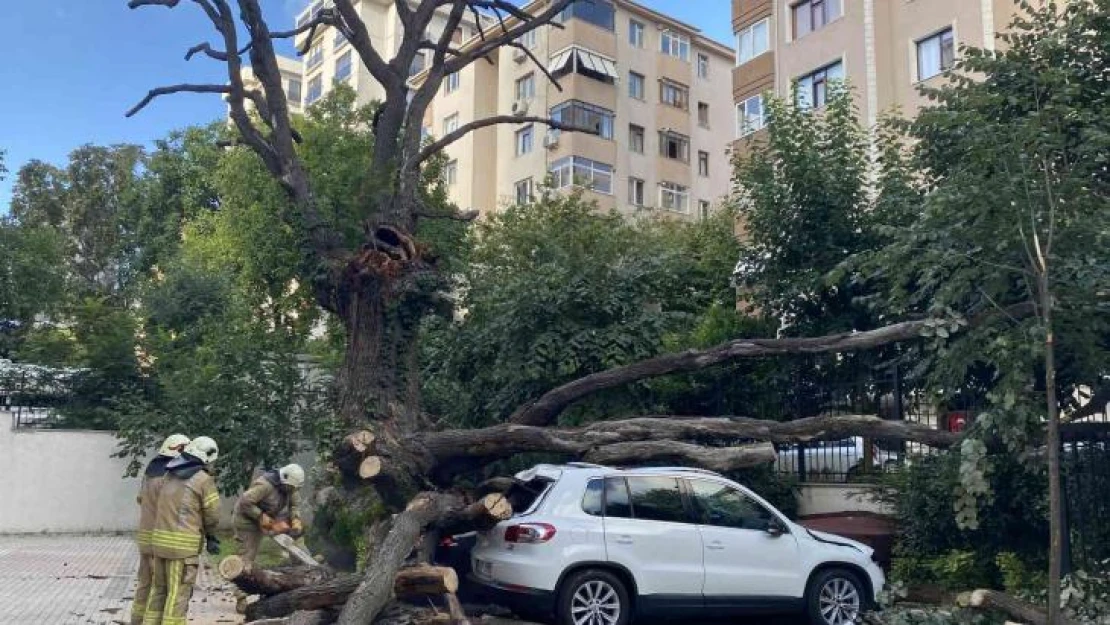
[{"left": 947, "top": 411, "right": 969, "bottom": 433}]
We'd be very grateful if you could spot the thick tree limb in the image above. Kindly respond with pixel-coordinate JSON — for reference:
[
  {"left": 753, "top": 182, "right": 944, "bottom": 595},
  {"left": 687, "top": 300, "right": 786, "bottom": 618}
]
[
  {"left": 415, "top": 209, "right": 480, "bottom": 223},
  {"left": 393, "top": 565, "right": 459, "bottom": 599},
  {"left": 584, "top": 440, "right": 777, "bottom": 472},
  {"left": 220, "top": 559, "right": 336, "bottom": 596},
  {"left": 185, "top": 41, "right": 228, "bottom": 61},
  {"left": 957, "top": 589, "right": 1081, "bottom": 625},
  {"left": 509, "top": 304, "right": 1035, "bottom": 427},
  {"left": 125, "top": 84, "right": 231, "bottom": 117}
]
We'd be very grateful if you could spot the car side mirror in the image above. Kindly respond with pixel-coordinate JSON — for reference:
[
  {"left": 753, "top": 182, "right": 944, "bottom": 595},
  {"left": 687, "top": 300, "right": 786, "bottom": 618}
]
[{"left": 765, "top": 519, "right": 786, "bottom": 537}]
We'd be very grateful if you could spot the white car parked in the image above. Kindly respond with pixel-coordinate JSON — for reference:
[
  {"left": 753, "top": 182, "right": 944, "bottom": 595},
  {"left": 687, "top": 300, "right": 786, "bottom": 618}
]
[{"left": 470, "top": 463, "right": 885, "bottom": 625}]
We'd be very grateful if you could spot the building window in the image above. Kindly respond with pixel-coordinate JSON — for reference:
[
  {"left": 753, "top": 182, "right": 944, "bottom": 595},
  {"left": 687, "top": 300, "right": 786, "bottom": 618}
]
[
  {"left": 736, "top": 94, "right": 766, "bottom": 136},
  {"left": 444, "top": 71, "right": 460, "bottom": 94},
  {"left": 549, "top": 46, "right": 618, "bottom": 85},
  {"left": 698, "top": 102, "right": 710, "bottom": 128},
  {"left": 287, "top": 79, "right": 302, "bottom": 104},
  {"left": 517, "top": 29, "right": 537, "bottom": 49},
  {"left": 917, "top": 28, "right": 955, "bottom": 81},
  {"left": 661, "top": 30, "right": 690, "bottom": 61},
  {"left": 699, "top": 200, "right": 711, "bottom": 219},
  {"left": 515, "top": 73, "right": 536, "bottom": 101},
  {"left": 795, "top": 60, "right": 843, "bottom": 109},
  {"left": 697, "top": 53, "right": 710, "bottom": 78},
  {"left": 659, "top": 130, "right": 690, "bottom": 162},
  {"left": 793, "top": 0, "right": 842, "bottom": 39},
  {"left": 550, "top": 100, "right": 614, "bottom": 139},
  {"left": 515, "top": 178, "right": 534, "bottom": 205},
  {"left": 698, "top": 151, "right": 709, "bottom": 177},
  {"left": 628, "top": 71, "right": 645, "bottom": 100},
  {"left": 334, "top": 32, "right": 347, "bottom": 50},
  {"left": 629, "top": 124, "right": 645, "bottom": 154},
  {"left": 306, "top": 44, "right": 324, "bottom": 69},
  {"left": 306, "top": 74, "right": 323, "bottom": 104},
  {"left": 516, "top": 125, "right": 534, "bottom": 156},
  {"left": 334, "top": 51, "right": 352, "bottom": 82},
  {"left": 409, "top": 52, "right": 427, "bottom": 77},
  {"left": 660, "top": 182, "right": 689, "bottom": 213},
  {"left": 659, "top": 79, "right": 689, "bottom": 110},
  {"left": 549, "top": 156, "right": 614, "bottom": 194},
  {"left": 443, "top": 113, "right": 459, "bottom": 136},
  {"left": 629, "top": 177, "right": 646, "bottom": 206},
  {"left": 558, "top": 0, "right": 615, "bottom": 31},
  {"left": 737, "top": 18, "right": 770, "bottom": 64},
  {"left": 629, "top": 19, "right": 645, "bottom": 48},
  {"left": 443, "top": 160, "right": 458, "bottom": 185}
]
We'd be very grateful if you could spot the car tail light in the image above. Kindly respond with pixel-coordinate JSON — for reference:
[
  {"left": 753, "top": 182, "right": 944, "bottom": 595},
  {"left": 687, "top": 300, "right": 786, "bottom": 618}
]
[
  {"left": 439, "top": 536, "right": 457, "bottom": 548},
  {"left": 504, "top": 523, "right": 557, "bottom": 544}
]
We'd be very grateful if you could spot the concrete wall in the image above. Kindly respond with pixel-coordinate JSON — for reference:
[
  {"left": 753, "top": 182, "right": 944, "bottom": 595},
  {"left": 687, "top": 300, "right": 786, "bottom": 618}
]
[
  {"left": 796, "top": 482, "right": 892, "bottom": 518},
  {"left": 0, "top": 411, "right": 141, "bottom": 534}
]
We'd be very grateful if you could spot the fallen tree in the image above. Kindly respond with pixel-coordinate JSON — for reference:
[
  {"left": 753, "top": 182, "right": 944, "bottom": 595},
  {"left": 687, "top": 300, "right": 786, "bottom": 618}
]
[{"left": 125, "top": 1, "right": 1039, "bottom": 623}]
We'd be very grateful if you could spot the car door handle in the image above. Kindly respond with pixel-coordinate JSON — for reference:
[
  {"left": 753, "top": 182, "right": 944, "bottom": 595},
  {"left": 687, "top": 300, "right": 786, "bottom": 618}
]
[
  {"left": 612, "top": 535, "right": 633, "bottom": 545},
  {"left": 706, "top": 541, "right": 725, "bottom": 551}
]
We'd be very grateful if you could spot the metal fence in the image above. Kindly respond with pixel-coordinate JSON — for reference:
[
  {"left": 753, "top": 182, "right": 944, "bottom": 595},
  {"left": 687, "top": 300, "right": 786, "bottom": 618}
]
[{"left": 1062, "top": 408, "right": 1110, "bottom": 573}]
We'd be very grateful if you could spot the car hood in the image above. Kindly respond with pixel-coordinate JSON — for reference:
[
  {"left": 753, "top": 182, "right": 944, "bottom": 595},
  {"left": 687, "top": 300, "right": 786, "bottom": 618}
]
[{"left": 801, "top": 527, "right": 874, "bottom": 557}]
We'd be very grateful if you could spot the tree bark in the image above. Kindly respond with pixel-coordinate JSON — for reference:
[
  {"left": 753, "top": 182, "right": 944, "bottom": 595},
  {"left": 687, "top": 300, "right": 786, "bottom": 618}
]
[
  {"left": 334, "top": 430, "right": 377, "bottom": 476},
  {"left": 246, "top": 610, "right": 334, "bottom": 625},
  {"left": 1039, "top": 269, "right": 1063, "bottom": 625},
  {"left": 246, "top": 573, "right": 364, "bottom": 621},
  {"left": 393, "top": 566, "right": 459, "bottom": 599},
  {"left": 584, "top": 440, "right": 777, "bottom": 472},
  {"left": 432, "top": 494, "right": 513, "bottom": 536},
  {"left": 219, "top": 558, "right": 336, "bottom": 596},
  {"left": 957, "top": 589, "right": 1080, "bottom": 625}
]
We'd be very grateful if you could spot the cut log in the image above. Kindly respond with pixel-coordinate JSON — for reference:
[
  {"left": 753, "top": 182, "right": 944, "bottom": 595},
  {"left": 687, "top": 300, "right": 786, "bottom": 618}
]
[
  {"left": 246, "top": 573, "right": 363, "bottom": 621},
  {"left": 335, "top": 430, "right": 377, "bottom": 477},
  {"left": 444, "top": 593, "right": 470, "bottom": 625},
  {"left": 359, "top": 456, "right": 383, "bottom": 480},
  {"left": 219, "top": 557, "right": 336, "bottom": 596},
  {"left": 585, "top": 440, "right": 776, "bottom": 472},
  {"left": 246, "top": 610, "right": 333, "bottom": 625},
  {"left": 433, "top": 494, "right": 513, "bottom": 536},
  {"left": 393, "top": 566, "right": 459, "bottom": 599},
  {"left": 956, "top": 589, "right": 1081, "bottom": 625}
]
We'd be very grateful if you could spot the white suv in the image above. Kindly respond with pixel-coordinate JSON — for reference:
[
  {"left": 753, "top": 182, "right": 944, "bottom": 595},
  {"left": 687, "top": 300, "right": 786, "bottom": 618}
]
[{"left": 470, "top": 463, "right": 884, "bottom": 625}]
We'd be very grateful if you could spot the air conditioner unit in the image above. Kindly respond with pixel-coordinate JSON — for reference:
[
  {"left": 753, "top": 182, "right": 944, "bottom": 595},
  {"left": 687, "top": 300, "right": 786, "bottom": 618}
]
[
  {"left": 512, "top": 48, "right": 528, "bottom": 63},
  {"left": 543, "top": 131, "right": 559, "bottom": 149},
  {"left": 511, "top": 99, "right": 530, "bottom": 116}
]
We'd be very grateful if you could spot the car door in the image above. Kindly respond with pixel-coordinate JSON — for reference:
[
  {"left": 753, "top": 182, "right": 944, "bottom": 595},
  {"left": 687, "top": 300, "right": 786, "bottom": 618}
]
[
  {"left": 686, "top": 478, "right": 806, "bottom": 608},
  {"left": 601, "top": 476, "right": 704, "bottom": 610}
]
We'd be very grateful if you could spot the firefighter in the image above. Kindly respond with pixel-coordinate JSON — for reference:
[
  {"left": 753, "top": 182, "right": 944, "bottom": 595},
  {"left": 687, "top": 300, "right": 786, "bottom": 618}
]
[
  {"left": 130, "top": 434, "right": 189, "bottom": 625},
  {"left": 143, "top": 436, "right": 221, "bottom": 625},
  {"left": 232, "top": 463, "right": 306, "bottom": 613}
]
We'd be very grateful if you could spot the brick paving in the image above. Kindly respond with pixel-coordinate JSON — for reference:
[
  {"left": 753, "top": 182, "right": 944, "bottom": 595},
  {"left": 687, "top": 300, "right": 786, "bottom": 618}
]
[{"left": 0, "top": 535, "right": 242, "bottom": 625}]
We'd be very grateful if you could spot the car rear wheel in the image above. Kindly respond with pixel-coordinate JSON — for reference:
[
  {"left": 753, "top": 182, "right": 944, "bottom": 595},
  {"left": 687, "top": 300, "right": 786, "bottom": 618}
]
[
  {"left": 806, "top": 567, "right": 866, "bottom": 625},
  {"left": 556, "top": 568, "right": 631, "bottom": 625}
]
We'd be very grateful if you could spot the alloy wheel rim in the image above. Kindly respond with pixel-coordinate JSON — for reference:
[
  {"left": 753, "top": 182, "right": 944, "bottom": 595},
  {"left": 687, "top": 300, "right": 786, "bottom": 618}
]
[
  {"left": 819, "top": 577, "right": 861, "bottom": 625},
  {"left": 570, "top": 579, "right": 621, "bottom": 625}
]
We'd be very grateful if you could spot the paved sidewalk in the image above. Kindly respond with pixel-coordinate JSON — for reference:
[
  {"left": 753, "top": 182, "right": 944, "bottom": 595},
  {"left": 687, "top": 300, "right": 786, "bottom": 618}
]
[{"left": 0, "top": 535, "right": 242, "bottom": 625}]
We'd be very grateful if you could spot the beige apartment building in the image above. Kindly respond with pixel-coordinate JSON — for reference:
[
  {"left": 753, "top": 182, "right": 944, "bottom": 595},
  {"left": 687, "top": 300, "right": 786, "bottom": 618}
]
[
  {"left": 731, "top": 0, "right": 1025, "bottom": 142},
  {"left": 416, "top": 0, "right": 735, "bottom": 219},
  {"left": 238, "top": 55, "right": 304, "bottom": 116}
]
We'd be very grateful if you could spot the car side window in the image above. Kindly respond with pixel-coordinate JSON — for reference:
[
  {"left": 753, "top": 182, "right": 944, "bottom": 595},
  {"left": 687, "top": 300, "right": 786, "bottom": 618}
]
[
  {"left": 604, "top": 477, "right": 632, "bottom": 518},
  {"left": 687, "top": 479, "right": 777, "bottom": 531},
  {"left": 625, "top": 476, "right": 688, "bottom": 523},
  {"left": 582, "top": 478, "right": 604, "bottom": 516}
]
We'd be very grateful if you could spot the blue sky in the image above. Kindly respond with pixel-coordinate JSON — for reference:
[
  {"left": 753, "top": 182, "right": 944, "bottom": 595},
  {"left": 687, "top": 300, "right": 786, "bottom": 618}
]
[{"left": 0, "top": 0, "right": 732, "bottom": 210}]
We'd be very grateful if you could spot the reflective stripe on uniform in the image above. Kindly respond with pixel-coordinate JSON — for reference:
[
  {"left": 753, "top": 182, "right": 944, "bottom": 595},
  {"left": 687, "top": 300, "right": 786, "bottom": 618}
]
[
  {"left": 135, "top": 530, "right": 152, "bottom": 545},
  {"left": 150, "top": 530, "right": 201, "bottom": 552},
  {"left": 164, "top": 559, "right": 182, "bottom": 625},
  {"left": 203, "top": 493, "right": 219, "bottom": 508}
]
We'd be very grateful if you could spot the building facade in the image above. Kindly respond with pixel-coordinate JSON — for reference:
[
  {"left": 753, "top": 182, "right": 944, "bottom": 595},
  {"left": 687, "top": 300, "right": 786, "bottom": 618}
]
[
  {"left": 418, "top": 0, "right": 735, "bottom": 219},
  {"left": 731, "top": 0, "right": 1023, "bottom": 142},
  {"left": 238, "top": 55, "right": 304, "bottom": 116}
]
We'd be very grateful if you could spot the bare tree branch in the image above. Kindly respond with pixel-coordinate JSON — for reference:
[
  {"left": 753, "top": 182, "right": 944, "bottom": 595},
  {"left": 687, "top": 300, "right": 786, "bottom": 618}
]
[
  {"left": 125, "top": 84, "right": 231, "bottom": 117},
  {"left": 185, "top": 41, "right": 228, "bottom": 61},
  {"left": 414, "top": 116, "right": 597, "bottom": 167},
  {"left": 506, "top": 41, "right": 564, "bottom": 90}
]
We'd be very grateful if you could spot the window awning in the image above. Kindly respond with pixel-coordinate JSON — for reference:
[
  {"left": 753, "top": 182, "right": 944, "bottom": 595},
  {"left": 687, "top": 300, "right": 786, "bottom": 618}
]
[{"left": 548, "top": 46, "right": 618, "bottom": 81}]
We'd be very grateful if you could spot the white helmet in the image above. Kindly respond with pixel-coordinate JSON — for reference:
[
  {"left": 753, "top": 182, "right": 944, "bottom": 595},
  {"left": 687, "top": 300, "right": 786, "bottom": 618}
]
[
  {"left": 278, "top": 464, "right": 306, "bottom": 488},
  {"left": 184, "top": 436, "right": 219, "bottom": 465},
  {"left": 158, "top": 434, "right": 190, "bottom": 458}
]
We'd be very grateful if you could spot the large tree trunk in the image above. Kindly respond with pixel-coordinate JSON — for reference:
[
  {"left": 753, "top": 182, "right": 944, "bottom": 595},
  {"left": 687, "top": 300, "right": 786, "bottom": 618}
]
[{"left": 220, "top": 558, "right": 336, "bottom": 596}]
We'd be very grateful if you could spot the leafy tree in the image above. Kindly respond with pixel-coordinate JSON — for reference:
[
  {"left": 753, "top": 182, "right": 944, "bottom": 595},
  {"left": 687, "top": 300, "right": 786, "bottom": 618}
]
[
  {"left": 0, "top": 220, "right": 66, "bottom": 357},
  {"left": 423, "top": 193, "right": 741, "bottom": 428},
  {"left": 862, "top": 2, "right": 1110, "bottom": 616}
]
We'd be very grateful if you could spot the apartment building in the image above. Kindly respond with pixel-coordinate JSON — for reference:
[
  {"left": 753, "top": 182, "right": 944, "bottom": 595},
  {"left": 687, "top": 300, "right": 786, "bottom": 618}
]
[
  {"left": 292, "top": 0, "right": 490, "bottom": 108},
  {"left": 731, "top": 0, "right": 1023, "bottom": 142},
  {"left": 415, "top": 0, "right": 735, "bottom": 219},
  {"left": 238, "top": 55, "right": 304, "bottom": 116}
]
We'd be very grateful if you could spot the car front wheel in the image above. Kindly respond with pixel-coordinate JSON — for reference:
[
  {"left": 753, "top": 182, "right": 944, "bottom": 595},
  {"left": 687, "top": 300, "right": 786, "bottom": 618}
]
[
  {"left": 556, "top": 568, "right": 631, "bottom": 625},
  {"left": 806, "top": 567, "right": 867, "bottom": 625}
]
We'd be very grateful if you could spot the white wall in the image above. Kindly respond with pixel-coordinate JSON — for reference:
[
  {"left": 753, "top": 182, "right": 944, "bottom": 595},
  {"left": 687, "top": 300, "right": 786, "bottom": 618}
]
[
  {"left": 0, "top": 411, "right": 141, "bottom": 534},
  {"left": 796, "top": 483, "right": 892, "bottom": 518}
]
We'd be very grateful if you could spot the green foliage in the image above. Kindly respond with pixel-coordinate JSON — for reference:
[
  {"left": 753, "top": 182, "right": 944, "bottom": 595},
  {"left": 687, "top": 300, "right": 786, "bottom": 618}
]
[
  {"left": 0, "top": 220, "right": 66, "bottom": 357},
  {"left": 423, "top": 191, "right": 741, "bottom": 427}
]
